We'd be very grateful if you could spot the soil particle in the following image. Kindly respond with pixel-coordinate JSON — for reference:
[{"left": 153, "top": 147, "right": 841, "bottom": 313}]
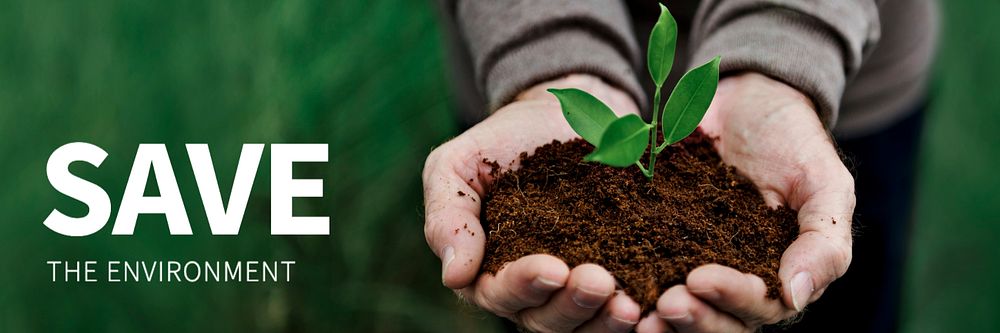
[{"left": 481, "top": 130, "right": 798, "bottom": 313}]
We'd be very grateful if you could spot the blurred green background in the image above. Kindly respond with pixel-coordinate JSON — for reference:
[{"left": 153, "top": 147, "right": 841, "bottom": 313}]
[{"left": 0, "top": 1, "right": 995, "bottom": 332}]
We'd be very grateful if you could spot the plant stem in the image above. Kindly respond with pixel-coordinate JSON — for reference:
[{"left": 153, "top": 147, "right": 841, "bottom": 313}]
[
  {"left": 655, "top": 141, "right": 669, "bottom": 154},
  {"left": 645, "top": 85, "right": 663, "bottom": 179},
  {"left": 635, "top": 161, "right": 650, "bottom": 176}
]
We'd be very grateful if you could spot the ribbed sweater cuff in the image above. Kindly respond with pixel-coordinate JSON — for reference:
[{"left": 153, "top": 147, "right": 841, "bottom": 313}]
[
  {"left": 690, "top": 9, "right": 851, "bottom": 128},
  {"left": 484, "top": 29, "right": 647, "bottom": 112},
  {"left": 456, "top": 0, "right": 646, "bottom": 112}
]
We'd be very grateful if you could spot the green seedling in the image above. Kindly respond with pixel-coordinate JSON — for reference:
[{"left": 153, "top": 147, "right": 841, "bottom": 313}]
[{"left": 549, "top": 4, "right": 720, "bottom": 180}]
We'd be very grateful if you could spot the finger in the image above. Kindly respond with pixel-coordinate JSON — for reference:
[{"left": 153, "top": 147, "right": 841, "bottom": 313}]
[
  {"left": 422, "top": 139, "right": 489, "bottom": 289},
  {"left": 656, "top": 285, "right": 750, "bottom": 333},
  {"left": 686, "top": 264, "right": 795, "bottom": 326},
  {"left": 574, "top": 291, "right": 641, "bottom": 333},
  {"left": 780, "top": 229, "right": 852, "bottom": 312},
  {"left": 781, "top": 169, "right": 855, "bottom": 312},
  {"left": 517, "top": 264, "right": 616, "bottom": 333},
  {"left": 635, "top": 315, "right": 675, "bottom": 333},
  {"left": 460, "top": 254, "right": 570, "bottom": 317}
]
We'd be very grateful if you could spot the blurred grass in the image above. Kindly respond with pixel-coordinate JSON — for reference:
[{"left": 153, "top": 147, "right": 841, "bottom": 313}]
[
  {"left": 0, "top": 0, "right": 996, "bottom": 332},
  {"left": 901, "top": 1, "right": 1000, "bottom": 332},
  {"left": 0, "top": 1, "right": 502, "bottom": 332}
]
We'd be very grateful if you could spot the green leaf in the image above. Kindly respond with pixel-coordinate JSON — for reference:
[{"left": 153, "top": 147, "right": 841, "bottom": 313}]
[
  {"left": 661, "top": 56, "right": 721, "bottom": 145},
  {"left": 585, "top": 114, "right": 651, "bottom": 167},
  {"left": 647, "top": 3, "right": 677, "bottom": 87},
  {"left": 548, "top": 88, "right": 618, "bottom": 146}
]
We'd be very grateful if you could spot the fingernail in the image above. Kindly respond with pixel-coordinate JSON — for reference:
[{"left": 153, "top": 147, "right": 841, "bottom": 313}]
[
  {"left": 605, "top": 314, "right": 637, "bottom": 333},
  {"left": 530, "top": 276, "right": 563, "bottom": 292},
  {"left": 659, "top": 312, "right": 694, "bottom": 325},
  {"left": 440, "top": 246, "right": 455, "bottom": 286},
  {"left": 572, "top": 287, "right": 610, "bottom": 309},
  {"left": 689, "top": 288, "right": 720, "bottom": 301},
  {"left": 791, "top": 271, "right": 814, "bottom": 312}
]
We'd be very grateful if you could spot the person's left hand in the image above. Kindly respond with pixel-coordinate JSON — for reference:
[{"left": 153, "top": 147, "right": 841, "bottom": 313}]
[{"left": 635, "top": 72, "right": 856, "bottom": 332}]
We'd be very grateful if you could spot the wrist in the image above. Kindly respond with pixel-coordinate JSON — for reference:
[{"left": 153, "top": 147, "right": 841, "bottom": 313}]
[
  {"left": 514, "top": 74, "right": 641, "bottom": 117},
  {"left": 724, "top": 72, "right": 814, "bottom": 108},
  {"left": 702, "top": 72, "right": 818, "bottom": 133}
]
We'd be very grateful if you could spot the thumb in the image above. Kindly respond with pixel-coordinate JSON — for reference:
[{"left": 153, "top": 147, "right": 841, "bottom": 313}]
[
  {"left": 422, "top": 139, "right": 489, "bottom": 289},
  {"left": 779, "top": 174, "right": 855, "bottom": 312}
]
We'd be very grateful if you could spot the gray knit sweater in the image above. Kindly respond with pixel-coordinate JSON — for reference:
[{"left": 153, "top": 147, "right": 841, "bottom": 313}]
[{"left": 438, "top": 0, "right": 937, "bottom": 138}]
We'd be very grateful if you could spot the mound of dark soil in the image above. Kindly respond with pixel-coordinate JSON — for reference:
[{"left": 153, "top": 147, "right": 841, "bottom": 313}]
[{"left": 481, "top": 130, "right": 798, "bottom": 312}]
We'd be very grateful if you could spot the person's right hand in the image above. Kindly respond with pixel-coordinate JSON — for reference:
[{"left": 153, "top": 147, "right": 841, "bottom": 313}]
[{"left": 423, "top": 74, "right": 643, "bottom": 333}]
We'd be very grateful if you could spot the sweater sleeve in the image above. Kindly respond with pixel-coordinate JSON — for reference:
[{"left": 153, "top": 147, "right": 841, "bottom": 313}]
[
  {"left": 689, "top": 0, "right": 881, "bottom": 128},
  {"left": 449, "top": 0, "right": 647, "bottom": 112}
]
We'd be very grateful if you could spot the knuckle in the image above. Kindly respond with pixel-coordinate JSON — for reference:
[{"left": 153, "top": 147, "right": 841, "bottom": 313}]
[
  {"left": 552, "top": 300, "right": 587, "bottom": 323},
  {"left": 797, "top": 230, "right": 853, "bottom": 279},
  {"left": 422, "top": 145, "right": 446, "bottom": 182},
  {"left": 476, "top": 285, "right": 514, "bottom": 316},
  {"left": 518, "top": 313, "right": 569, "bottom": 333},
  {"left": 423, "top": 206, "right": 453, "bottom": 240},
  {"left": 423, "top": 220, "right": 444, "bottom": 249},
  {"left": 515, "top": 312, "right": 551, "bottom": 333},
  {"left": 835, "top": 166, "right": 855, "bottom": 189},
  {"left": 829, "top": 239, "right": 853, "bottom": 278},
  {"left": 813, "top": 231, "right": 852, "bottom": 279}
]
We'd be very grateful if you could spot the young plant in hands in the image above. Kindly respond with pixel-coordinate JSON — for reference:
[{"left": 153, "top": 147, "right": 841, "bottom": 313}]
[{"left": 548, "top": 4, "right": 720, "bottom": 179}]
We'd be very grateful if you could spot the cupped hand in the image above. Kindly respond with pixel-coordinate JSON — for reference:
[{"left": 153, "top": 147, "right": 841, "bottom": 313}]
[
  {"left": 636, "top": 72, "right": 856, "bottom": 333},
  {"left": 423, "top": 74, "right": 644, "bottom": 332}
]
